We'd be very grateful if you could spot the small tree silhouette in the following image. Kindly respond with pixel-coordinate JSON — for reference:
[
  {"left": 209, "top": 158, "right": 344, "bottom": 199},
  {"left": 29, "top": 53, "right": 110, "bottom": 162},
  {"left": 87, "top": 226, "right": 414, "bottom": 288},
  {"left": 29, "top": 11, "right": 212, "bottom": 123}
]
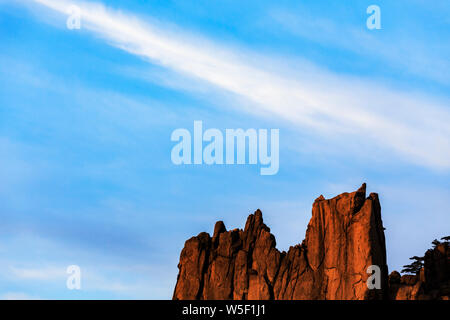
[
  {"left": 401, "top": 236, "right": 449, "bottom": 275},
  {"left": 401, "top": 256, "right": 424, "bottom": 274},
  {"left": 432, "top": 239, "right": 442, "bottom": 248}
]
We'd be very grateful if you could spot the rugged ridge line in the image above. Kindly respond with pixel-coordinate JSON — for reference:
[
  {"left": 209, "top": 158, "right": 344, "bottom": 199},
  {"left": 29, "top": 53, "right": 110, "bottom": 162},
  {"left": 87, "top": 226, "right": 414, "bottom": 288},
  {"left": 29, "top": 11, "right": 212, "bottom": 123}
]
[
  {"left": 388, "top": 241, "right": 449, "bottom": 300},
  {"left": 173, "top": 183, "right": 389, "bottom": 300}
]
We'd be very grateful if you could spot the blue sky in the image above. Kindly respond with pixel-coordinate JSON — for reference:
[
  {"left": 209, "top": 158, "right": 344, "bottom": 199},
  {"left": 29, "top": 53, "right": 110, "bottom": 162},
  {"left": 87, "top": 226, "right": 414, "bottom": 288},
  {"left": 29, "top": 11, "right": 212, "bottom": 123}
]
[{"left": 0, "top": 0, "right": 449, "bottom": 299}]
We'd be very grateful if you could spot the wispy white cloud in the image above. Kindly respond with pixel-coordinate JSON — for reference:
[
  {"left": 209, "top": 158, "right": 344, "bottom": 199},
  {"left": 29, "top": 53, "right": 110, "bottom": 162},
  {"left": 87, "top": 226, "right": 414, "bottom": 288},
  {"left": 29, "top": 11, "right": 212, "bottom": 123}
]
[
  {"left": 10, "top": 266, "right": 66, "bottom": 280},
  {"left": 268, "top": 7, "right": 450, "bottom": 86},
  {"left": 6, "top": 262, "right": 174, "bottom": 299},
  {"left": 0, "top": 292, "right": 40, "bottom": 300},
  {"left": 24, "top": 0, "right": 450, "bottom": 169}
]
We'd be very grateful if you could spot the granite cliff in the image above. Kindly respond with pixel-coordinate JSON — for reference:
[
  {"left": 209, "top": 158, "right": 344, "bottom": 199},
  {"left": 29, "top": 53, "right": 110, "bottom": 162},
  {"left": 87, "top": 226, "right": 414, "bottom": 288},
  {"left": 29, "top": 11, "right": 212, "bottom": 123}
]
[
  {"left": 173, "top": 184, "right": 449, "bottom": 300},
  {"left": 389, "top": 240, "right": 449, "bottom": 300}
]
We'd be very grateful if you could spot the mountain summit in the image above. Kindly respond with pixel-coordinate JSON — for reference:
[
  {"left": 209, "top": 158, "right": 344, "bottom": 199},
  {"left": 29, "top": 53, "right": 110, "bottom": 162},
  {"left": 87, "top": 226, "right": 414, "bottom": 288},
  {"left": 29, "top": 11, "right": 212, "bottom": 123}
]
[
  {"left": 173, "top": 184, "right": 390, "bottom": 299},
  {"left": 173, "top": 184, "right": 449, "bottom": 300}
]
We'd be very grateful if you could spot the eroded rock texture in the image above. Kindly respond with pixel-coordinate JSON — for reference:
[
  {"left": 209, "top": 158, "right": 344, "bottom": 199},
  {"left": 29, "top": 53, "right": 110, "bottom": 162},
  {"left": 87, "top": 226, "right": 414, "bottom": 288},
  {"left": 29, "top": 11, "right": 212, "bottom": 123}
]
[
  {"left": 389, "top": 242, "right": 450, "bottom": 300},
  {"left": 173, "top": 183, "right": 389, "bottom": 300}
]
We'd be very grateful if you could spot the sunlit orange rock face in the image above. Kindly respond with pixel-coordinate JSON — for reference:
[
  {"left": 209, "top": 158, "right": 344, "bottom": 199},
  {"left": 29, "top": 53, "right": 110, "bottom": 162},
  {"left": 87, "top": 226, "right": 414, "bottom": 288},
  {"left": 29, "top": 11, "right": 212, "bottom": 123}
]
[{"left": 173, "top": 184, "right": 389, "bottom": 300}]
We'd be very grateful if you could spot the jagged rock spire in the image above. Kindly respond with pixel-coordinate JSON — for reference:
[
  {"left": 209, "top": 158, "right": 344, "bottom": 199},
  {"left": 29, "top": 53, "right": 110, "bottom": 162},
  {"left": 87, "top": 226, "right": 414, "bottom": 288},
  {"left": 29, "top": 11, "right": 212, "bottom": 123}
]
[{"left": 173, "top": 184, "right": 388, "bottom": 300}]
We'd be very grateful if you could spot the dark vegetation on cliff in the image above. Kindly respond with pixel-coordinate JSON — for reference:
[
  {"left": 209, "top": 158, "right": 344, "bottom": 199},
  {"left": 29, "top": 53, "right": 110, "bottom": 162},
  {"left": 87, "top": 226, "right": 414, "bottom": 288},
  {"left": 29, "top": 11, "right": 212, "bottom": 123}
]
[{"left": 390, "top": 237, "right": 449, "bottom": 300}]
